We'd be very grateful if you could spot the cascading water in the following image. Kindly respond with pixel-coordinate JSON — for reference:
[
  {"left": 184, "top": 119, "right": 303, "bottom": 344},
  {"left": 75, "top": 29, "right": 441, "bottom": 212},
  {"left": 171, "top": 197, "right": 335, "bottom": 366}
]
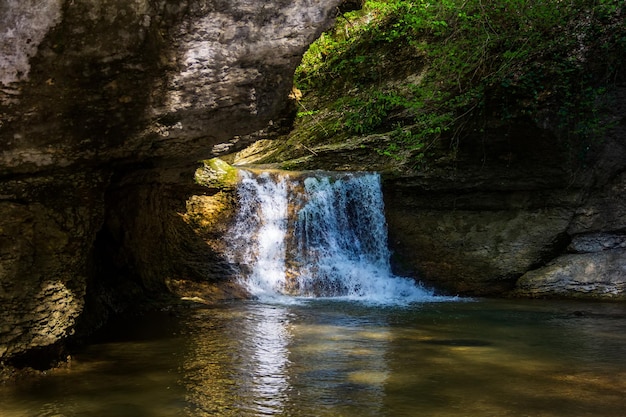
[
  {"left": 227, "top": 170, "right": 289, "bottom": 296},
  {"left": 227, "top": 169, "right": 442, "bottom": 304}
]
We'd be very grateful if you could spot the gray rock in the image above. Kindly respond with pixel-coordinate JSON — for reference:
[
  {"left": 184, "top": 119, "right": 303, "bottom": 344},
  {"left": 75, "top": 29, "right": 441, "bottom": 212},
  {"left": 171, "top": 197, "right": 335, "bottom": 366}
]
[
  {"left": 514, "top": 249, "right": 626, "bottom": 299},
  {"left": 568, "top": 233, "right": 626, "bottom": 253}
]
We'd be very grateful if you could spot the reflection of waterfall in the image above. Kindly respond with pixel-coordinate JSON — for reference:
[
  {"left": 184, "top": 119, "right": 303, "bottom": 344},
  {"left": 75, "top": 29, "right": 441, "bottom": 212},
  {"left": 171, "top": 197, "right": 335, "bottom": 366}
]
[
  {"left": 182, "top": 303, "right": 391, "bottom": 417},
  {"left": 236, "top": 305, "right": 291, "bottom": 415},
  {"left": 182, "top": 304, "right": 292, "bottom": 417},
  {"left": 227, "top": 169, "right": 440, "bottom": 304},
  {"left": 287, "top": 309, "right": 391, "bottom": 417}
]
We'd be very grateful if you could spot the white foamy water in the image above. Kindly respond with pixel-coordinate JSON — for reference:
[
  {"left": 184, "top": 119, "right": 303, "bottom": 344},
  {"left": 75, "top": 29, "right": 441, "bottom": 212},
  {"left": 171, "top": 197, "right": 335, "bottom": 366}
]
[
  {"left": 227, "top": 171, "right": 289, "bottom": 298},
  {"left": 227, "top": 169, "right": 451, "bottom": 305}
]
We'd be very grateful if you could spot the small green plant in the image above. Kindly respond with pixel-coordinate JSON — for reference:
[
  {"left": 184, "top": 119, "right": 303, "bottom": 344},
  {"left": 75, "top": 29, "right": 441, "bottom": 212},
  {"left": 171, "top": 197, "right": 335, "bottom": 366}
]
[
  {"left": 297, "top": 110, "right": 319, "bottom": 118},
  {"left": 341, "top": 90, "right": 408, "bottom": 134}
]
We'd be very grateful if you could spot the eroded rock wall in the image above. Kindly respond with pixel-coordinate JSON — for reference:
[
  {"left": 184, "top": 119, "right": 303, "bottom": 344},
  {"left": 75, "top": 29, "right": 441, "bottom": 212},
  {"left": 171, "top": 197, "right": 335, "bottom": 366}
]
[
  {"left": 0, "top": 171, "right": 107, "bottom": 361},
  {"left": 0, "top": 0, "right": 343, "bottom": 364},
  {"left": 383, "top": 124, "right": 584, "bottom": 296},
  {"left": 383, "top": 90, "right": 626, "bottom": 299},
  {"left": 512, "top": 117, "right": 626, "bottom": 300}
]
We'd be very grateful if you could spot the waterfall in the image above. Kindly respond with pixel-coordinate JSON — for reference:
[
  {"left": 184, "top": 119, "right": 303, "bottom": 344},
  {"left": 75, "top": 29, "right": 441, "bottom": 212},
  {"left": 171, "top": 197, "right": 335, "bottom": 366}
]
[{"left": 227, "top": 169, "right": 440, "bottom": 304}]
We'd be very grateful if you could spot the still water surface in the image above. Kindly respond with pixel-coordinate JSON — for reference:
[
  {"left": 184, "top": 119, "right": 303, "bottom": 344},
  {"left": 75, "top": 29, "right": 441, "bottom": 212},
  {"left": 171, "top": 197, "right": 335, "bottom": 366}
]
[{"left": 2, "top": 298, "right": 626, "bottom": 417}]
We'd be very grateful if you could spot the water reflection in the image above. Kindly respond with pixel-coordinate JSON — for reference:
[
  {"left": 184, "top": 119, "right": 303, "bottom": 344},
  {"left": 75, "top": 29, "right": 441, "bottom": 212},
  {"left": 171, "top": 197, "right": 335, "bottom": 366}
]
[
  {"left": 0, "top": 312, "right": 188, "bottom": 417},
  {"left": 382, "top": 300, "right": 626, "bottom": 417},
  {"left": 237, "top": 305, "right": 291, "bottom": 414},
  {"left": 285, "top": 305, "right": 390, "bottom": 417},
  {"left": 181, "top": 302, "right": 391, "bottom": 417},
  {"left": 1, "top": 300, "right": 626, "bottom": 417},
  {"left": 181, "top": 304, "right": 293, "bottom": 416}
]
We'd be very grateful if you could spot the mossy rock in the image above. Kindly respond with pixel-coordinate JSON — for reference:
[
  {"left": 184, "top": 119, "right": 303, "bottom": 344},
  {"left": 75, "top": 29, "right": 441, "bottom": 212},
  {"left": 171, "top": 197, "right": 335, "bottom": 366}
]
[{"left": 194, "top": 158, "right": 239, "bottom": 189}]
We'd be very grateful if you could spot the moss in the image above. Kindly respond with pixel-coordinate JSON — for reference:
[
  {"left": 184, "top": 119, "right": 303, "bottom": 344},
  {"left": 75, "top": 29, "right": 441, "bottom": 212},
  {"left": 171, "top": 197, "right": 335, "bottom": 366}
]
[{"left": 194, "top": 158, "right": 240, "bottom": 189}]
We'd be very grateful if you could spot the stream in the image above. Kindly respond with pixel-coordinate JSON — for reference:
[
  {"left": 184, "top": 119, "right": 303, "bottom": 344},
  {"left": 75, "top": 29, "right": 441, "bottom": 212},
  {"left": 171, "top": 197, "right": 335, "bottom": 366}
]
[{"left": 2, "top": 299, "right": 626, "bottom": 417}]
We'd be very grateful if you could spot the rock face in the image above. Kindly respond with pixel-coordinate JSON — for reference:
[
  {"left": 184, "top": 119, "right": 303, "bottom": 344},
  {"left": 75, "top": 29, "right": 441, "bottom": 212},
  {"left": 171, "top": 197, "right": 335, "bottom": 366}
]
[
  {"left": 236, "top": 88, "right": 626, "bottom": 299},
  {"left": 382, "top": 129, "right": 582, "bottom": 296},
  {"left": 379, "top": 112, "right": 626, "bottom": 298},
  {"left": 512, "top": 164, "right": 626, "bottom": 300},
  {"left": 0, "top": 0, "right": 343, "bottom": 365}
]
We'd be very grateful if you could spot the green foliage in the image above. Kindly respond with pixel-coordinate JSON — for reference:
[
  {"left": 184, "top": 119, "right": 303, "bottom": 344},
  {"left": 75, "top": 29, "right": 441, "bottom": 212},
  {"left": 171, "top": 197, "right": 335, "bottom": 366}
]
[
  {"left": 342, "top": 90, "right": 407, "bottom": 134},
  {"left": 295, "top": 0, "right": 626, "bottom": 165},
  {"left": 296, "top": 110, "right": 319, "bottom": 118}
]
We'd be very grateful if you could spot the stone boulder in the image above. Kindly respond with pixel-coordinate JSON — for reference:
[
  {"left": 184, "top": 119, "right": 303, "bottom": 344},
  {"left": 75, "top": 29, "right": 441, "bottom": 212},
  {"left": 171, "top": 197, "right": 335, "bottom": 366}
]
[{"left": 514, "top": 250, "right": 626, "bottom": 299}]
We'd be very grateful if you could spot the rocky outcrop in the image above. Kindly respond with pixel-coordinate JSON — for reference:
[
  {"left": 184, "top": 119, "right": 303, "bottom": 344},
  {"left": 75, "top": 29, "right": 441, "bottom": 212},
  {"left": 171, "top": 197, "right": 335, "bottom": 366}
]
[
  {"left": 0, "top": 0, "right": 344, "bottom": 365},
  {"left": 84, "top": 162, "right": 244, "bottom": 318},
  {"left": 381, "top": 122, "right": 585, "bottom": 296},
  {"left": 514, "top": 249, "right": 626, "bottom": 299},
  {"left": 513, "top": 163, "right": 626, "bottom": 299},
  {"left": 390, "top": 122, "right": 625, "bottom": 299}
]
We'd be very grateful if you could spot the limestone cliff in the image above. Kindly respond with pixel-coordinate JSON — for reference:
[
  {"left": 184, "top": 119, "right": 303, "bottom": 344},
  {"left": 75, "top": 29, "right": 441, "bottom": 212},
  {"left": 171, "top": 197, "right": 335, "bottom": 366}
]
[{"left": 0, "top": 0, "right": 344, "bottom": 366}]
